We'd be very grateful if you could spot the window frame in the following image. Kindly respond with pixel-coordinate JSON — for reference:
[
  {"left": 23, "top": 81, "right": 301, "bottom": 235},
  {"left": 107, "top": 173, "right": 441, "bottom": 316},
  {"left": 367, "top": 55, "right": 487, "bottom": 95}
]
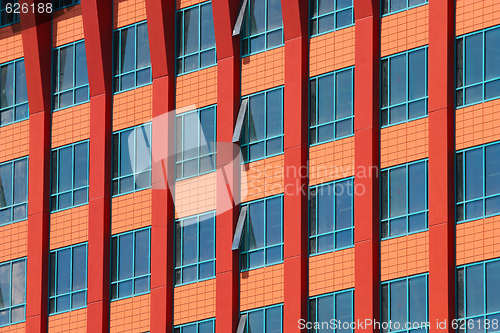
[
  {"left": 53, "top": 0, "right": 80, "bottom": 11},
  {"left": 308, "top": 289, "right": 354, "bottom": 333},
  {"left": 241, "top": 304, "right": 283, "bottom": 333},
  {"left": 0, "top": 156, "right": 28, "bottom": 226},
  {"left": 309, "top": 0, "right": 354, "bottom": 37},
  {"left": 0, "top": 57, "right": 29, "bottom": 127},
  {"left": 174, "top": 318, "right": 215, "bottom": 333},
  {"left": 0, "top": 257, "right": 26, "bottom": 328},
  {"left": 0, "top": 1, "right": 20, "bottom": 28},
  {"left": 381, "top": 0, "right": 428, "bottom": 17}
]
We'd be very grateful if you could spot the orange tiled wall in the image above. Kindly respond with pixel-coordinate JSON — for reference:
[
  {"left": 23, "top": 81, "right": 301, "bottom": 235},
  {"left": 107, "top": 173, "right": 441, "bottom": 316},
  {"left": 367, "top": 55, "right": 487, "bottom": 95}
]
[
  {"left": 380, "top": 117, "right": 428, "bottom": 169},
  {"left": 456, "top": 0, "right": 500, "bottom": 36},
  {"left": 177, "top": 0, "right": 206, "bottom": 9},
  {"left": 48, "top": 308, "right": 86, "bottom": 333},
  {"left": 0, "top": 322, "right": 25, "bottom": 333},
  {"left": 380, "top": 231, "right": 429, "bottom": 281},
  {"left": 456, "top": 99, "right": 500, "bottom": 151},
  {"left": 0, "top": 24, "right": 23, "bottom": 63},
  {"left": 50, "top": 205, "right": 88, "bottom": 250},
  {"left": 309, "top": 247, "right": 354, "bottom": 297},
  {"left": 111, "top": 189, "right": 151, "bottom": 235},
  {"left": 174, "top": 172, "right": 216, "bottom": 219},
  {"left": 112, "top": 84, "right": 152, "bottom": 132},
  {"left": 309, "top": 136, "right": 354, "bottom": 186},
  {"left": 241, "top": 47, "right": 284, "bottom": 96},
  {"left": 240, "top": 264, "right": 284, "bottom": 311},
  {"left": 173, "top": 279, "right": 216, "bottom": 325},
  {"left": 176, "top": 66, "right": 217, "bottom": 110},
  {"left": 113, "top": 0, "right": 147, "bottom": 29},
  {"left": 380, "top": 4, "right": 429, "bottom": 57},
  {"left": 51, "top": 103, "right": 90, "bottom": 148},
  {"left": 52, "top": 3, "right": 84, "bottom": 47},
  {"left": 0, "top": 121, "right": 29, "bottom": 164},
  {"left": 110, "top": 293, "right": 150, "bottom": 333},
  {"left": 0, "top": 221, "right": 27, "bottom": 263},
  {"left": 309, "top": 26, "right": 355, "bottom": 77},
  {"left": 457, "top": 216, "right": 500, "bottom": 266},
  {"left": 241, "top": 155, "right": 284, "bottom": 203}
]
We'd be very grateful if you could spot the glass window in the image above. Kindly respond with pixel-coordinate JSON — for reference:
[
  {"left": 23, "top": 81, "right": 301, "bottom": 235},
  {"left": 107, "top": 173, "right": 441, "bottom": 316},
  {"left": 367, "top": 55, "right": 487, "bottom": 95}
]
[
  {"left": 309, "top": 178, "right": 354, "bottom": 255},
  {"left": 456, "top": 25, "right": 500, "bottom": 107},
  {"left": 457, "top": 259, "right": 500, "bottom": 332},
  {"left": 242, "top": 304, "right": 283, "bottom": 333},
  {"left": 381, "top": 47, "right": 428, "bottom": 127},
  {"left": 111, "top": 227, "right": 151, "bottom": 301},
  {"left": 49, "top": 243, "right": 87, "bottom": 315},
  {"left": 0, "top": 58, "right": 28, "bottom": 127},
  {"left": 381, "top": 0, "right": 427, "bottom": 16},
  {"left": 113, "top": 21, "right": 152, "bottom": 93},
  {"left": 53, "top": 0, "right": 80, "bottom": 11},
  {"left": 240, "top": 195, "right": 283, "bottom": 271},
  {"left": 0, "top": 258, "right": 26, "bottom": 327},
  {"left": 381, "top": 274, "right": 428, "bottom": 333},
  {"left": 50, "top": 141, "right": 89, "bottom": 212},
  {"left": 175, "top": 211, "right": 215, "bottom": 286},
  {"left": 310, "top": 67, "right": 354, "bottom": 145},
  {"left": 0, "top": 157, "right": 28, "bottom": 226},
  {"left": 174, "top": 318, "right": 215, "bottom": 333},
  {"left": 241, "top": 87, "right": 283, "bottom": 163},
  {"left": 456, "top": 141, "right": 500, "bottom": 222},
  {"left": 0, "top": 1, "right": 20, "bottom": 28},
  {"left": 175, "top": 105, "right": 216, "bottom": 180},
  {"left": 309, "top": 289, "right": 354, "bottom": 333},
  {"left": 176, "top": 1, "right": 216, "bottom": 75},
  {"left": 310, "top": 0, "right": 353, "bottom": 37},
  {"left": 241, "top": 0, "right": 283, "bottom": 56},
  {"left": 52, "top": 40, "right": 89, "bottom": 111},
  {"left": 381, "top": 159, "right": 428, "bottom": 239},
  {"left": 112, "top": 123, "right": 152, "bottom": 196}
]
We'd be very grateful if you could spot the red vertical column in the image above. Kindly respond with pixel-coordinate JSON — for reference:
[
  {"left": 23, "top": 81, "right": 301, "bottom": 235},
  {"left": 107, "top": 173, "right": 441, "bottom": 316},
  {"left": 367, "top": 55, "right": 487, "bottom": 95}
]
[
  {"left": 212, "top": 1, "right": 241, "bottom": 332},
  {"left": 282, "top": 1, "right": 309, "bottom": 331},
  {"left": 428, "top": 1, "right": 455, "bottom": 332},
  {"left": 145, "top": 1, "right": 176, "bottom": 332},
  {"left": 21, "top": 4, "right": 52, "bottom": 333},
  {"left": 81, "top": 2, "right": 113, "bottom": 332},
  {"left": 353, "top": 1, "right": 380, "bottom": 332}
]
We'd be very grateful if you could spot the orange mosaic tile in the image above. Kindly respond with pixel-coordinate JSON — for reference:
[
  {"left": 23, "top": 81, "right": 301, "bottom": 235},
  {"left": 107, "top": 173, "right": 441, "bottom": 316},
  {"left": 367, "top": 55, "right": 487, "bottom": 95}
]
[
  {"left": 457, "top": 215, "right": 500, "bottom": 266},
  {"left": 50, "top": 205, "right": 88, "bottom": 250},
  {"left": 112, "top": 84, "right": 152, "bottom": 132},
  {"left": 240, "top": 264, "right": 284, "bottom": 312},
  {"left": 0, "top": 322, "right": 25, "bottom": 333},
  {"left": 456, "top": 0, "right": 500, "bottom": 36},
  {"left": 381, "top": 4, "right": 429, "bottom": 57},
  {"left": 309, "top": 136, "right": 355, "bottom": 186},
  {"left": 113, "top": 0, "right": 147, "bottom": 29},
  {"left": 0, "top": 120, "right": 29, "bottom": 164},
  {"left": 241, "top": 47, "right": 284, "bottom": 96},
  {"left": 0, "top": 23, "right": 23, "bottom": 64},
  {"left": 456, "top": 99, "right": 500, "bottom": 151},
  {"left": 110, "top": 294, "right": 150, "bottom": 333},
  {"left": 0, "top": 220, "right": 27, "bottom": 263},
  {"left": 380, "top": 117, "right": 428, "bottom": 169},
  {"left": 241, "top": 154, "right": 284, "bottom": 203},
  {"left": 309, "top": 26, "right": 355, "bottom": 77},
  {"left": 48, "top": 308, "right": 87, "bottom": 333},
  {"left": 111, "top": 189, "right": 152, "bottom": 235},
  {"left": 177, "top": 0, "right": 206, "bottom": 10},
  {"left": 380, "top": 231, "right": 429, "bottom": 281},
  {"left": 176, "top": 66, "right": 217, "bottom": 110},
  {"left": 52, "top": 3, "right": 84, "bottom": 47},
  {"left": 174, "top": 172, "right": 216, "bottom": 219},
  {"left": 308, "top": 247, "right": 354, "bottom": 297},
  {"left": 51, "top": 103, "right": 90, "bottom": 148},
  {"left": 173, "top": 279, "right": 216, "bottom": 325}
]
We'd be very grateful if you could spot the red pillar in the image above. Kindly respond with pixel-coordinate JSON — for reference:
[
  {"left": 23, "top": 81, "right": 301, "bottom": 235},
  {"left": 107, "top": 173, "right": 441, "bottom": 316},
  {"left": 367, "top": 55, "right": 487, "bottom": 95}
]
[
  {"left": 21, "top": 3, "right": 52, "bottom": 333},
  {"left": 282, "top": 1, "right": 309, "bottom": 331},
  {"left": 81, "top": 1, "right": 113, "bottom": 332},
  {"left": 353, "top": 1, "right": 380, "bottom": 332},
  {"left": 145, "top": 1, "right": 176, "bottom": 332},
  {"left": 428, "top": 1, "right": 455, "bottom": 332}
]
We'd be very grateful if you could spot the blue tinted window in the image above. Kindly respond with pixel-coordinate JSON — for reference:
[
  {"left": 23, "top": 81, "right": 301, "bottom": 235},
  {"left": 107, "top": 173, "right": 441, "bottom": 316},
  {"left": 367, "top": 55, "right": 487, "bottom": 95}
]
[
  {"left": 456, "top": 25, "right": 500, "bottom": 107},
  {"left": 113, "top": 21, "right": 152, "bottom": 93},
  {"left": 309, "top": 289, "right": 354, "bottom": 333},
  {"left": 174, "top": 319, "right": 215, "bottom": 333},
  {"left": 53, "top": 0, "right": 80, "bottom": 10},
  {"left": 0, "top": 157, "right": 28, "bottom": 226},
  {"left": 112, "top": 123, "right": 152, "bottom": 196},
  {"left": 49, "top": 244, "right": 87, "bottom": 315},
  {"left": 176, "top": 2, "right": 216, "bottom": 75},
  {"left": 309, "top": 178, "right": 354, "bottom": 255},
  {"left": 242, "top": 304, "right": 283, "bottom": 333},
  {"left": 175, "top": 212, "right": 215, "bottom": 285},
  {"left": 381, "top": 0, "right": 427, "bottom": 16},
  {"left": 456, "top": 141, "right": 500, "bottom": 222},
  {"left": 241, "top": 0, "right": 283, "bottom": 56},
  {"left": 0, "top": 1, "right": 20, "bottom": 28},
  {"left": 381, "top": 47, "right": 428, "bottom": 127},
  {"left": 381, "top": 160, "right": 428, "bottom": 239},
  {"left": 0, "top": 58, "right": 28, "bottom": 127},
  {"left": 111, "top": 227, "right": 151, "bottom": 300},
  {"left": 310, "top": 0, "right": 353, "bottom": 37},
  {"left": 241, "top": 196, "right": 283, "bottom": 271},
  {"left": 0, "top": 258, "right": 26, "bottom": 327}
]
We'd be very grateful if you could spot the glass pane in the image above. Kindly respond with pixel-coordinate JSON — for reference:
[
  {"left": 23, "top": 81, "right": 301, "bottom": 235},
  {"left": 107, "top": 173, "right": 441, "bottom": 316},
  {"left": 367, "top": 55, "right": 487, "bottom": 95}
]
[
  {"left": 337, "top": 291, "right": 353, "bottom": 333},
  {"left": 0, "top": 163, "right": 12, "bottom": 208},
  {"left": 381, "top": 170, "right": 389, "bottom": 220},
  {"left": 465, "top": 33, "right": 483, "bottom": 86},
  {"left": 310, "top": 79, "right": 317, "bottom": 127},
  {"left": 390, "top": 166, "right": 407, "bottom": 218},
  {"left": 74, "top": 142, "right": 88, "bottom": 188},
  {"left": 58, "top": 146, "right": 73, "bottom": 193},
  {"left": 121, "top": 27, "right": 136, "bottom": 74},
  {"left": 249, "top": 0, "right": 265, "bottom": 35},
  {"left": 118, "top": 280, "right": 133, "bottom": 298},
  {"left": 485, "top": 79, "right": 500, "bottom": 100},
  {"left": 248, "top": 201, "right": 265, "bottom": 249},
  {"left": 390, "top": 217, "right": 407, "bottom": 237},
  {"left": 266, "top": 89, "right": 282, "bottom": 138},
  {"left": 0, "top": 263, "right": 10, "bottom": 308},
  {"left": 336, "top": 8, "right": 352, "bottom": 29},
  {"left": 248, "top": 309, "right": 264, "bottom": 333},
  {"left": 318, "top": 74, "right": 334, "bottom": 124},
  {"left": 56, "top": 294, "right": 70, "bottom": 313},
  {"left": 199, "top": 213, "right": 215, "bottom": 261},
  {"left": 266, "top": 245, "right": 281, "bottom": 264},
  {"left": 487, "top": 261, "right": 500, "bottom": 313},
  {"left": 72, "top": 245, "right": 87, "bottom": 291},
  {"left": 409, "top": 162, "right": 426, "bottom": 213},
  {"left": 136, "top": 124, "right": 152, "bottom": 173},
  {"left": 457, "top": 268, "right": 464, "bottom": 318},
  {"left": 466, "top": 264, "right": 484, "bottom": 317},
  {"left": 318, "top": 233, "right": 334, "bottom": 252},
  {"left": 182, "top": 217, "right": 198, "bottom": 265},
  {"left": 408, "top": 213, "right": 426, "bottom": 233},
  {"left": 175, "top": 221, "right": 182, "bottom": 267},
  {"left": 249, "top": 249, "right": 264, "bottom": 268},
  {"left": 118, "top": 233, "right": 134, "bottom": 280},
  {"left": 184, "top": 7, "right": 200, "bottom": 55},
  {"left": 0, "top": 63, "right": 13, "bottom": 108},
  {"left": 318, "top": 14, "right": 334, "bottom": 34},
  {"left": 465, "top": 148, "right": 483, "bottom": 200},
  {"left": 335, "top": 179, "right": 353, "bottom": 230},
  {"left": 457, "top": 38, "right": 464, "bottom": 88},
  {"left": 390, "top": 105, "right": 406, "bottom": 124},
  {"left": 56, "top": 248, "right": 71, "bottom": 295},
  {"left": 135, "top": 229, "right": 150, "bottom": 276},
  {"left": 336, "top": 69, "right": 353, "bottom": 120},
  {"left": 249, "top": 93, "right": 265, "bottom": 142},
  {"left": 183, "top": 112, "right": 199, "bottom": 160},
  {"left": 390, "top": 54, "right": 407, "bottom": 105},
  {"left": 199, "top": 320, "right": 214, "bottom": 333},
  {"left": 266, "top": 197, "right": 282, "bottom": 246},
  {"left": 409, "top": 49, "right": 426, "bottom": 100},
  {"left": 120, "top": 130, "right": 134, "bottom": 176},
  {"left": 75, "top": 42, "right": 88, "bottom": 87},
  {"left": 335, "top": 229, "right": 352, "bottom": 249},
  {"left": 382, "top": 284, "right": 389, "bottom": 332},
  {"left": 485, "top": 27, "right": 500, "bottom": 80},
  {"left": 134, "top": 276, "right": 149, "bottom": 294},
  {"left": 486, "top": 143, "right": 500, "bottom": 196},
  {"left": 111, "top": 237, "right": 118, "bottom": 282},
  {"left": 409, "top": 276, "right": 426, "bottom": 324},
  {"left": 391, "top": 0, "right": 406, "bottom": 12},
  {"left": 390, "top": 280, "right": 407, "bottom": 330},
  {"left": 137, "top": 23, "right": 151, "bottom": 69},
  {"left": 59, "top": 45, "right": 74, "bottom": 91},
  {"left": 201, "top": 4, "right": 215, "bottom": 50},
  {"left": 72, "top": 291, "right": 86, "bottom": 309},
  {"left": 318, "top": 0, "right": 334, "bottom": 15},
  {"left": 465, "top": 85, "right": 482, "bottom": 105},
  {"left": 15, "top": 60, "right": 28, "bottom": 104},
  {"left": 408, "top": 99, "right": 426, "bottom": 120},
  {"left": 199, "top": 261, "right": 214, "bottom": 279},
  {"left": 200, "top": 107, "right": 215, "bottom": 155},
  {"left": 318, "top": 183, "right": 334, "bottom": 234},
  {"left": 266, "top": 306, "right": 282, "bottom": 332},
  {"left": 381, "top": 59, "right": 389, "bottom": 108}
]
